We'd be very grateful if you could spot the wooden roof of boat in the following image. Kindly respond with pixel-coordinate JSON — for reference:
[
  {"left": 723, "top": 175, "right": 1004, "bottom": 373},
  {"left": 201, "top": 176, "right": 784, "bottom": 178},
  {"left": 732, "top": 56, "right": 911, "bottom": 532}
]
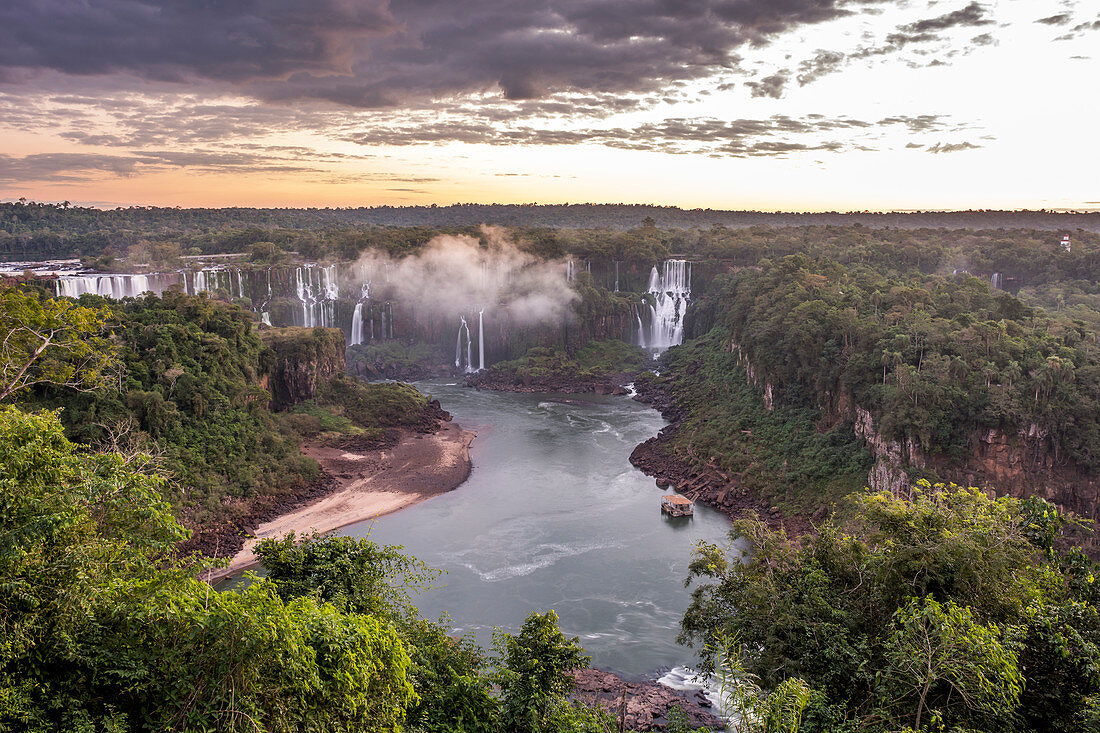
[{"left": 662, "top": 494, "right": 694, "bottom": 506}]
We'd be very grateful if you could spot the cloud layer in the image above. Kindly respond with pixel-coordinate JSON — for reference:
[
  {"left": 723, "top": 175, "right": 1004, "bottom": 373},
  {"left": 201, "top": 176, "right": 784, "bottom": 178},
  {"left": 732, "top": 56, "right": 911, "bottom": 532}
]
[{"left": 0, "top": 0, "right": 888, "bottom": 107}]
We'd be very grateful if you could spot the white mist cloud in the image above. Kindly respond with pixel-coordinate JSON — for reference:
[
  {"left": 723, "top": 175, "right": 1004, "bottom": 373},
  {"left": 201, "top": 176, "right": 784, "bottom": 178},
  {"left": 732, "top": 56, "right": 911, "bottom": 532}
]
[{"left": 351, "top": 229, "right": 577, "bottom": 327}]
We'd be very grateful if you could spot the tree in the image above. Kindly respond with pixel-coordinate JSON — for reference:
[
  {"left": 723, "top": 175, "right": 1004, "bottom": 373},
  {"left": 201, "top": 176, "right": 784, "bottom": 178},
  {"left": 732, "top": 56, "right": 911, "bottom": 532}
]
[
  {"left": 679, "top": 483, "right": 1097, "bottom": 732},
  {"left": 493, "top": 610, "right": 594, "bottom": 733},
  {"left": 882, "top": 596, "right": 1022, "bottom": 730},
  {"left": 0, "top": 405, "right": 185, "bottom": 729},
  {"left": 255, "top": 531, "right": 440, "bottom": 620},
  {"left": 0, "top": 406, "right": 417, "bottom": 732},
  {"left": 0, "top": 287, "right": 115, "bottom": 401}
]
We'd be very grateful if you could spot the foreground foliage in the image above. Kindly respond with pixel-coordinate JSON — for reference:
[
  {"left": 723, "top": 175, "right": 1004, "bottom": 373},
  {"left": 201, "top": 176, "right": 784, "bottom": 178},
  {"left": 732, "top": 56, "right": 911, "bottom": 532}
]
[
  {"left": 681, "top": 482, "right": 1100, "bottom": 732},
  {"left": 0, "top": 406, "right": 415, "bottom": 732},
  {"left": 1, "top": 405, "right": 607, "bottom": 732}
]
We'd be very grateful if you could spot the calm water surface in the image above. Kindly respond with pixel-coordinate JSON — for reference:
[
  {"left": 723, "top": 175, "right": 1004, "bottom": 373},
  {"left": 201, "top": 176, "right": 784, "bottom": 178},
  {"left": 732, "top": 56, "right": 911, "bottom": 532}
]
[{"left": 342, "top": 380, "right": 734, "bottom": 677}]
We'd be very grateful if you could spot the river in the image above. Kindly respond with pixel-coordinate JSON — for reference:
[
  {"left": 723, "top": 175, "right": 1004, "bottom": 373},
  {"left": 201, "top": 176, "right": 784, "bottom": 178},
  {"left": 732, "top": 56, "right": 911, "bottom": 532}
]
[{"left": 342, "top": 380, "right": 734, "bottom": 678}]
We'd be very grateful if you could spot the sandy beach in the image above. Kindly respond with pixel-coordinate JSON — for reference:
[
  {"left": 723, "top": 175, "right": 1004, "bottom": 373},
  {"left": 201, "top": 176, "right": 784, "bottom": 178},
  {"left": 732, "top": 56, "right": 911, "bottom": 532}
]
[{"left": 206, "top": 421, "right": 475, "bottom": 581}]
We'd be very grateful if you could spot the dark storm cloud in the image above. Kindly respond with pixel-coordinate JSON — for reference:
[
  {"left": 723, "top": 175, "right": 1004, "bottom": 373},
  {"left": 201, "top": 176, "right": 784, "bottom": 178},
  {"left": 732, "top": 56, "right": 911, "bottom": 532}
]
[
  {"left": 0, "top": 1, "right": 397, "bottom": 82},
  {"left": 0, "top": 0, "right": 885, "bottom": 108}
]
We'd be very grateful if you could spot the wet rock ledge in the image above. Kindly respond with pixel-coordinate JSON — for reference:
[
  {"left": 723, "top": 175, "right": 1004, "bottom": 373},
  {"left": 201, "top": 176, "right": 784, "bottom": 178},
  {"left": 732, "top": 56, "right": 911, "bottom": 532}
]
[{"left": 572, "top": 668, "right": 723, "bottom": 731}]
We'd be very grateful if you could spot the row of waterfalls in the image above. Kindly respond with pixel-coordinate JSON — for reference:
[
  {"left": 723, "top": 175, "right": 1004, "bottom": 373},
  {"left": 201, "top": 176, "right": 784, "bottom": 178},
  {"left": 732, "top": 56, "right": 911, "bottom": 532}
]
[{"left": 48, "top": 258, "right": 693, "bottom": 365}]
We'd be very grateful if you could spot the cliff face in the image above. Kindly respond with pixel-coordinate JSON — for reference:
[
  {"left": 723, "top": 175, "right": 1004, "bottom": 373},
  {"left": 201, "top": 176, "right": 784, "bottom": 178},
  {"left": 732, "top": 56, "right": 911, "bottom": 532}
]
[
  {"left": 854, "top": 408, "right": 1100, "bottom": 530},
  {"left": 729, "top": 337, "right": 1099, "bottom": 540},
  {"left": 260, "top": 327, "right": 346, "bottom": 409}
]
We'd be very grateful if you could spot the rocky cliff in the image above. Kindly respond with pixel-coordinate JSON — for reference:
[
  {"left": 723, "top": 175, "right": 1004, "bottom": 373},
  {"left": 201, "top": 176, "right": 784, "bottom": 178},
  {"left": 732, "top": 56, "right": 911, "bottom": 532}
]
[
  {"left": 730, "top": 337, "right": 1098, "bottom": 545},
  {"left": 260, "top": 327, "right": 346, "bottom": 409},
  {"left": 851, "top": 405, "right": 1100, "bottom": 547}
]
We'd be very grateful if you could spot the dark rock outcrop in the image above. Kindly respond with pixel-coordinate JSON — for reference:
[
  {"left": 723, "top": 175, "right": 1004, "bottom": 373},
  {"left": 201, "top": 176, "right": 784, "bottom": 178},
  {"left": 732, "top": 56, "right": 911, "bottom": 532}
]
[
  {"left": 260, "top": 327, "right": 346, "bottom": 409},
  {"left": 572, "top": 668, "right": 724, "bottom": 731}
]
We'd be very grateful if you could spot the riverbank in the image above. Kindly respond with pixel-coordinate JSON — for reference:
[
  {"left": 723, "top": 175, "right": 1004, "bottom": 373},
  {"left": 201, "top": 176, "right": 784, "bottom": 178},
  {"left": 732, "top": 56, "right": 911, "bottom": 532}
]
[
  {"left": 629, "top": 375, "right": 818, "bottom": 537},
  {"left": 204, "top": 421, "right": 475, "bottom": 581}
]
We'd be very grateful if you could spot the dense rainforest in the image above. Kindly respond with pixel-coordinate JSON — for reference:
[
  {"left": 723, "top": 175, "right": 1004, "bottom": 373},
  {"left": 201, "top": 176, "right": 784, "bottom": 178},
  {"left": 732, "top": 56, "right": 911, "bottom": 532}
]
[
  {"left": 5, "top": 212, "right": 1100, "bottom": 731},
  {"left": 7, "top": 286, "right": 444, "bottom": 556}
]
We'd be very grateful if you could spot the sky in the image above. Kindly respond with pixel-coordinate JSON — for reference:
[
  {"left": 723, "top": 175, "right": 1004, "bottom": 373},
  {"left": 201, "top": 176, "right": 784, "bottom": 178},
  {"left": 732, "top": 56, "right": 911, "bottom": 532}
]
[{"left": 0, "top": 1, "right": 1096, "bottom": 211}]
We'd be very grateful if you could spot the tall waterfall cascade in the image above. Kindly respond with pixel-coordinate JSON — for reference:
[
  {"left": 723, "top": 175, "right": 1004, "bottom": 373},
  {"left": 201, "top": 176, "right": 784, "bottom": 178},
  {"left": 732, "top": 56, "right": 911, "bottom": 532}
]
[
  {"left": 478, "top": 310, "right": 486, "bottom": 372},
  {"left": 350, "top": 303, "right": 364, "bottom": 346},
  {"left": 294, "top": 264, "right": 339, "bottom": 329},
  {"left": 454, "top": 312, "right": 487, "bottom": 373},
  {"left": 639, "top": 259, "right": 691, "bottom": 353},
  {"left": 349, "top": 284, "right": 371, "bottom": 346}
]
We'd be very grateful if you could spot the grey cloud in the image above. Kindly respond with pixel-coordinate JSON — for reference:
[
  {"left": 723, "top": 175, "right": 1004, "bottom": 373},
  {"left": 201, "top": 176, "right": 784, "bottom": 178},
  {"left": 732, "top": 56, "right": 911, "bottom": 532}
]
[
  {"left": 0, "top": 149, "right": 337, "bottom": 183},
  {"left": 900, "top": 3, "right": 994, "bottom": 33},
  {"left": 340, "top": 113, "right": 955, "bottom": 158},
  {"left": 0, "top": 1, "right": 885, "bottom": 109},
  {"left": 1049, "top": 15, "right": 1100, "bottom": 40},
  {"left": 0, "top": 153, "right": 140, "bottom": 182},
  {"left": 797, "top": 50, "right": 847, "bottom": 85},
  {"left": 927, "top": 141, "right": 980, "bottom": 153},
  {"left": 0, "top": 1, "right": 397, "bottom": 82},
  {"left": 792, "top": 4, "right": 1001, "bottom": 89},
  {"left": 745, "top": 72, "right": 790, "bottom": 99},
  {"left": 1036, "top": 13, "right": 1073, "bottom": 25}
]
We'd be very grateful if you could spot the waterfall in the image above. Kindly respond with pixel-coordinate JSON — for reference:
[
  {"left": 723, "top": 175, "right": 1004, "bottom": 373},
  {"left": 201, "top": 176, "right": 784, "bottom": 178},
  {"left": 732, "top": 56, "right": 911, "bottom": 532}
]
[
  {"left": 478, "top": 309, "right": 486, "bottom": 371},
  {"left": 454, "top": 316, "right": 476, "bottom": 373},
  {"left": 633, "top": 304, "right": 646, "bottom": 349},
  {"left": 455, "top": 316, "right": 467, "bottom": 368},
  {"left": 614, "top": 261, "right": 620, "bottom": 292},
  {"left": 236, "top": 269, "right": 245, "bottom": 299},
  {"left": 349, "top": 283, "right": 371, "bottom": 346},
  {"left": 350, "top": 303, "right": 364, "bottom": 346},
  {"left": 990, "top": 272, "right": 1003, "bottom": 290},
  {"left": 55, "top": 273, "right": 163, "bottom": 299},
  {"left": 292, "top": 264, "right": 340, "bottom": 328},
  {"left": 641, "top": 260, "right": 691, "bottom": 353},
  {"left": 466, "top": 318, "right": 473, "bottom": 373}
]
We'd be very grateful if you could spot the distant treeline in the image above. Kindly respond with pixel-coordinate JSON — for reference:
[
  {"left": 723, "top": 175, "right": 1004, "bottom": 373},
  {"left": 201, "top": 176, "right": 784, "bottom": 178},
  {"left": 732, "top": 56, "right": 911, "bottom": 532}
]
[{"left": 1, "top": 200, "right": 1098, "bottom": 261}]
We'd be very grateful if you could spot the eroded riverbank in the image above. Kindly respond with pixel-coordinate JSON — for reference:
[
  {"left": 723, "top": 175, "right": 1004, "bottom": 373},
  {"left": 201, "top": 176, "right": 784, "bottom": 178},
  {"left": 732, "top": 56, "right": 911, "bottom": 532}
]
[{"left": 204, "top": 421, "right": 475, "bottom": 581}]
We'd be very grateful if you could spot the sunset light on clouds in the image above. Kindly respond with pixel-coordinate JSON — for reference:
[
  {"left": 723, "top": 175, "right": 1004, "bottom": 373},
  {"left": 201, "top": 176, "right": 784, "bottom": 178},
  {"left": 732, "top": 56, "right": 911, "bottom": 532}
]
[{"left": 0, "top": 1, "right": 1095, "bottom": 210}]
